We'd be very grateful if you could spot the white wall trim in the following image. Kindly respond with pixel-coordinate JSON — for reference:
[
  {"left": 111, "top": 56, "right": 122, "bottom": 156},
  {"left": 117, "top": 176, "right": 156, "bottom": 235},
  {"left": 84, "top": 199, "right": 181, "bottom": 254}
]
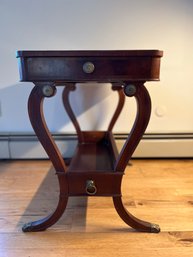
[{"left": 0, "top": 133, "right": 193, "bottom": 159}]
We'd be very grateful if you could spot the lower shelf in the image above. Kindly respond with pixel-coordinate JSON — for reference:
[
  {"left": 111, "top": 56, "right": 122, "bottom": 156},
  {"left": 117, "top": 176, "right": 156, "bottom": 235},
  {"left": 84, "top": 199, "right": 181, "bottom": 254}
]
[
  {"left": 64, "top": 131, "right": 122, "bottom": 196},
  {"left": 67, "top": 131, "right": 118, "bottom": 173},
  {"left": 67, "top": 142, "right": 113, "bottom": 172}
]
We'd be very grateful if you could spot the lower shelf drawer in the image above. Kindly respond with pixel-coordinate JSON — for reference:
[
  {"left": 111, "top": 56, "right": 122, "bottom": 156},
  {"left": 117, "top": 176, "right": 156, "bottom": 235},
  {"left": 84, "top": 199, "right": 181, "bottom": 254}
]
[{"left": 67, "top": 171, "right": 123, "bottom": 197}]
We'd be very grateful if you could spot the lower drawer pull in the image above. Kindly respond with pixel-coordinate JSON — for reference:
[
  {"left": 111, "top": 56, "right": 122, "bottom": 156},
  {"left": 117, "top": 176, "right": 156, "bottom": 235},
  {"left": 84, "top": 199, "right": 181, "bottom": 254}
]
[{"left": 86, "top": 180, "right": 97, "bottom": 195}]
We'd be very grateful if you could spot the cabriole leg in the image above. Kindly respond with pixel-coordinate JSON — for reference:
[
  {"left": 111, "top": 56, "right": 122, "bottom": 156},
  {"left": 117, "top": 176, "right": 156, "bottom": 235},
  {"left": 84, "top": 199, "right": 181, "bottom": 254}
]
[
  {"left": 23, "top": 83, "right": 68, "bottom": 232},
  {"left": 113, "top": 82, "right": 160, "bottom": 233},
  {"left": 22, "top": 192, "right": 68, "bottom": 232},
  {"left": 113, "top": 196, "right": 160, "bottom": 233}
]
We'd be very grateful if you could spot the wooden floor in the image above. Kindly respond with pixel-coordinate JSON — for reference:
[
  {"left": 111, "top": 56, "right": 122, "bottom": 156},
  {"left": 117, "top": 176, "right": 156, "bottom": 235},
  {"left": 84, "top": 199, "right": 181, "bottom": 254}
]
[{"left": 0, "top": 159, "right": 193, "bottom": 256}]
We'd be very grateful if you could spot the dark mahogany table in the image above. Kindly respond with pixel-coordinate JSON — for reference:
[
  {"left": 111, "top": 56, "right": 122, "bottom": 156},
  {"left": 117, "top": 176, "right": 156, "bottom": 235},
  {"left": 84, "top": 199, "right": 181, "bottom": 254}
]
[{"left": 16, "top": 50, "right": 163, "bottom": 233}]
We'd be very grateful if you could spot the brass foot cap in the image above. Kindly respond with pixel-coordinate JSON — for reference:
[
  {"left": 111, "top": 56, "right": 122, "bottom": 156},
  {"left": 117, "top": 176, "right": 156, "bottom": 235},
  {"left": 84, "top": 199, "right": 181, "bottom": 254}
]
[
  {"left": 22, "top": 222, "right": 33, "bottom": 232},
  {"left": 150, "top": 223, "right": 160, "bottom": 233}
]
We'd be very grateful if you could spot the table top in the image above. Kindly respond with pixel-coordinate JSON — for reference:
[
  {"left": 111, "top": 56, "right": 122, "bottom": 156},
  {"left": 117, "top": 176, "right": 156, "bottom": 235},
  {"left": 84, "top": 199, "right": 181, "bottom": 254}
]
[
  {"left": 16, "top": 50, "right": 163, "bottom": 58},
  {"left": 16, "top": 50, "right": 163, "bottom": 83}
]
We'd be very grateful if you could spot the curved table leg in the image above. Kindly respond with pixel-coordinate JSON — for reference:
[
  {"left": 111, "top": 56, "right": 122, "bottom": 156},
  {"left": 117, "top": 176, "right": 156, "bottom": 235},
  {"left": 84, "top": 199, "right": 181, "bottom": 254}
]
[
  {"left": 113, "top": 196, "right": 160, "bottom": 233},
  {"left": 107, "top": 83, "right": 125, "bottom": 132},
  {"left": 23, "top": 83, "right": 68, "bottom": 232},
  {"left": 62, "top": 83, "right": 84, "bottom": 143},
  {"left": 113, "top": 82, "right": 160, "bottom": 233},
  {"left": 115, "top": 83, "right": 152, "bottom": 172},
  {"left": 22, "top": 193, "right": 68, "bottom": 232}
]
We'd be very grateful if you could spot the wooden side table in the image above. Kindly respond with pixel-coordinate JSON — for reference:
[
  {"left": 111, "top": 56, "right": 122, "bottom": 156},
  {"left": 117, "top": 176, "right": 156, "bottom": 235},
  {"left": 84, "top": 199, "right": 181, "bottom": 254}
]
[{"left": 16, "top": 50, "right": 163, "bottom": 233}]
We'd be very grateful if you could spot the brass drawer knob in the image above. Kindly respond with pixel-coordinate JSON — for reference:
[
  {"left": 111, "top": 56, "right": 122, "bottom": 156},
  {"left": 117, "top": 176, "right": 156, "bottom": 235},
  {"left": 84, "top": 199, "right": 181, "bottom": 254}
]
[
  {"left": 83, "top": 62, "right": 95, "bottom": 74},
  {"left": 86, "top": 180, "right": 97, "bottom": 195}
]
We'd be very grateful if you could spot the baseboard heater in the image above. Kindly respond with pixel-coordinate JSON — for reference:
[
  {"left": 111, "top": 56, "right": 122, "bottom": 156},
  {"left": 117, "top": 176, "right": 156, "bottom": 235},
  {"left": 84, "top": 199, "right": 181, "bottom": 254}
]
[{"left": 1, "top": 133, "right": 193, "bottom": 159}]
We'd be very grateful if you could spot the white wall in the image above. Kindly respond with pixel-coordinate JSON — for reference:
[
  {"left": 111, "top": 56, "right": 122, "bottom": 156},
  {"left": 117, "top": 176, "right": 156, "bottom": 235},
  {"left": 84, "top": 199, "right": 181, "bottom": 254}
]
[{"left": 0, "top": 0, "right": 193, "bottom": 133}]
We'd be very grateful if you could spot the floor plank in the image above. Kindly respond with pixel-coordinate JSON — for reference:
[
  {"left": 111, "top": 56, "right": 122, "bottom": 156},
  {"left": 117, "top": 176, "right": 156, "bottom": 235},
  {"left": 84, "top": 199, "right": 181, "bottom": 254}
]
[{"left": 0, "top": 159, "right": 193, "bottom": 256}]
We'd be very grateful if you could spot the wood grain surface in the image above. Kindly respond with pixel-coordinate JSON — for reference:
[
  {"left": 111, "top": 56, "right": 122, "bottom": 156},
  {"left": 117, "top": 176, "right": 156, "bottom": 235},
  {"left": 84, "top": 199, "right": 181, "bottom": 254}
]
[{"left": 0, "top": 159, "right": 193, "bottom": 256}]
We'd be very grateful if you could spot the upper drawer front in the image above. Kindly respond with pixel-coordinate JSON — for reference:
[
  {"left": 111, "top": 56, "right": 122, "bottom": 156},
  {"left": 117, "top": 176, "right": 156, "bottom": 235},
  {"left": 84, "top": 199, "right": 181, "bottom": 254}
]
[{"left": 18, "top": 56, "right": 161, "bottom": 82}]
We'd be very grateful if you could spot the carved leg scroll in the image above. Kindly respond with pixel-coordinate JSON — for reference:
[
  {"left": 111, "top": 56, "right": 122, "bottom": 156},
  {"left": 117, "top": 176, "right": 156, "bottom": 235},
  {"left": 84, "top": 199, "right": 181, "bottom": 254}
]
[
  {"left": 113, "top": 82, "right": 160, "bottom": 233},
  {"left": 23, "top": 83, "right": 68, "bottom": 232}
]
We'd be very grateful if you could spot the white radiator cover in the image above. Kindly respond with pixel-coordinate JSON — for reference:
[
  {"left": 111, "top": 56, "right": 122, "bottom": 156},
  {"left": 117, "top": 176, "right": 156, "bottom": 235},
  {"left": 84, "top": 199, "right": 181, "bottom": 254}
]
[{"left": 0, "top": 133, "right": 193, "bottom": 159}]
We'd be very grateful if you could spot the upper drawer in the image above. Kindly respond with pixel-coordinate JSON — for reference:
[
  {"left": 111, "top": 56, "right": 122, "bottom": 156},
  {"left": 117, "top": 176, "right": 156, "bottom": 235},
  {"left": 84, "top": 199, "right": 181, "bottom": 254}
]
[{"left": 16, "top": 50, "right": 163, "bottom": 83}]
